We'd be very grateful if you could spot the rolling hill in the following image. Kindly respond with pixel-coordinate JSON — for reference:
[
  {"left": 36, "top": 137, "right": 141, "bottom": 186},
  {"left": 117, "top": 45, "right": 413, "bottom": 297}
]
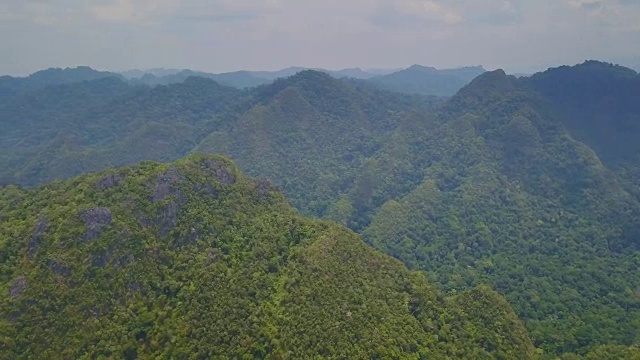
[{"left": 0, "top": 154, "right": 536, "bottom": 359}]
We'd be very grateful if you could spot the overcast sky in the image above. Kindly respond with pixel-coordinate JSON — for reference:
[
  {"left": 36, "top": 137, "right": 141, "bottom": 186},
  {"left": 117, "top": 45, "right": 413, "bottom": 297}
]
[{"left": 1, "top": 0, "right": 640, "bottom": 75}]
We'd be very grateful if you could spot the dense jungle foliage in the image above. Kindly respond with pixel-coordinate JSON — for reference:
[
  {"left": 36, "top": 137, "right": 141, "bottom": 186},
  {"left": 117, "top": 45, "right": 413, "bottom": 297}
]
[
  {"left": 0, "top": 155, "right": 538, "bottom": 359},
  {"left": 1, "top": 61, "right": 639, "bottom": 357}
]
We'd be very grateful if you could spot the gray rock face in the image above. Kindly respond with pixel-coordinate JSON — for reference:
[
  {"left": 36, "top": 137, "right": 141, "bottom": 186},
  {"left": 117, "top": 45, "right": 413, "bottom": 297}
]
[
  {"left": 78, "top": 208, "right": 112, "bottom": 241},
  {"left": 157, "top": 201, "right": 180, "bottom": 237},
  {"left": 193, "top": 183, "right": 217, "bottom": 197},
  {"left": 48, "top": 260, "right": 71, "bottom": 277},
  {"left": 256, "top": 179, "right": 275, "bottom": 198},
  {"left": 152, "top": 167, "right": 183, "bottom": 202},
  {"left": 96, "top": 173, "right": 123, "bottom": 190},
  {"left": 90, "top": 240, "right": 135, "bottom": 269},
  {"left": 9, "top": 276, "right": 27, "bottom": 298},
  {"left": 203, "top": 159, "right": 236, "bottom": 185},
  {"left": 28, "top": 217, "right": 47, "bottom": 256}
]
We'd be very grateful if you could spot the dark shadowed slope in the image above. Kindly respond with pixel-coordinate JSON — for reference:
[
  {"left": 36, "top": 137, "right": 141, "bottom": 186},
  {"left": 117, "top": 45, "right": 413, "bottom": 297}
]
[{"left": 364, "top": 66, "right": 640, "bottom": 354}]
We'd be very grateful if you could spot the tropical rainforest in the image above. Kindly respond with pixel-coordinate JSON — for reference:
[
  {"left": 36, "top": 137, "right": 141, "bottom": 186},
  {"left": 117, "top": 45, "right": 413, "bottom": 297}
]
[
  {"left": 1, "top": 61, "right": 640, "bottom": 359},
  {"left": 0, "top": 155, "right": 537, "bottom": 359}
]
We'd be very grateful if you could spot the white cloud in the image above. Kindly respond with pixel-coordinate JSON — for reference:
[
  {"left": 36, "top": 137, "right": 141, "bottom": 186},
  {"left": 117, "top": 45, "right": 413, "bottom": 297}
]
[
  {"left": 395, "top": 0, "right": 464, "bottom": 24},
  {"left": 0, "top": 0, "right": 639, "bottom": 75},
  {"left": 89, "top": 0, "right": 181, "bottom": 24},
  {"left": 564, "top": 0, "right": 640, "bottom": 31},
  {"left": 90, "top": 0, "right": 136, "bottom": 23},
  {"left": 0, "top": 2, "right": 64, "bottom": 25}
]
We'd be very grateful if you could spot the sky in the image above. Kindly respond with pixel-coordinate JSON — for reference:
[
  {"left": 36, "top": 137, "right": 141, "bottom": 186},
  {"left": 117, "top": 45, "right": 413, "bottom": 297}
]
[{"left": 1, "top": 0, "right": 640, "bottom": 76}]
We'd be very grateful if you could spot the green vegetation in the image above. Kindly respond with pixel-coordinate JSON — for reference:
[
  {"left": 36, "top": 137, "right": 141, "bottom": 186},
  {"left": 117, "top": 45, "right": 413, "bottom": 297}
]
[
  {"left": 368, "top": 65, "right": 486, "bottom": 96},
  {"left": 127, "top": 69, "right": 273, "bottom": 89},
  {"left": 0, "top": 154, "right": 536, "bottom": 359},
  {"left": 363, "top": 68, "right": 640, "bottom": 354},
  {"left": 0, "top": 66, "right": 122, "bottom": 99},
  {"left": 1, "top": 61, "right": 639, "bottom": 356}
]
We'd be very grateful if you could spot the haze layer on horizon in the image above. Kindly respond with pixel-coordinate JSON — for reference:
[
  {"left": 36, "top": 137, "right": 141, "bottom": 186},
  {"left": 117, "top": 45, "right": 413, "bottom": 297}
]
[{"left": 1, "top": 0, "right": 640, "bottom": 76}]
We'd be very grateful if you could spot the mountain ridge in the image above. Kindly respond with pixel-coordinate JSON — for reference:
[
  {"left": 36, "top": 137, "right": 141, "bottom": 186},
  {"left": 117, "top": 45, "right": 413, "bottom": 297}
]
[
  {"left": 0, "top": 154, "right": 537, "bottom": 359},
  {"left": 368, "top": 65, "right": 487, "bottom": 96}
]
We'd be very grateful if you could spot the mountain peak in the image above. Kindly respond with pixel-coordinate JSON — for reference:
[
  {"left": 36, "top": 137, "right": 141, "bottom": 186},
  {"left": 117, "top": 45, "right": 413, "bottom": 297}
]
[
  {"left": 533, "top": 60, "right": 638, "bottom": 80},
  {"left": 447, "top": 68, "right": 519, "bottom": 108},
  {"left": 181, "top": 75, "right": 225, "bottom": 87},
  {"left": 579, "top": 59, "right": 635, "bottom": 71},
  {"left": 407, "top": 64, "right": 438, "bottom": 72},
  {"left": 368, "top": 65, "right": 485, "bottom": 96},
  {"left": 263, "top": 69, "right": 340, "bottom": 93},
  {"left": 459, "top": 68, "right": 514, "bottom": 92},
  {"left": 30, "top": 66, "right": 104, "bottom": 78}
]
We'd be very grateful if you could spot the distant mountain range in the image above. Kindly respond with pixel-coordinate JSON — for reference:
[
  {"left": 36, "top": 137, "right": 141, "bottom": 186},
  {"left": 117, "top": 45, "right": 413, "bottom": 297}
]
[
  {"left": 121, "top": 65, "right": 485, "bottom": 96},
  {"left": 0, "top": 66, "right": 123, "bottom": 98},
  {"left": 120, "top": 66, "right": 399, "bottom": 81},
  {"left": 368, "top": 65, "right": 486, "bottom": 97},
  {"left": 1, "top": 64, "right": 487, "bottom": 97}
]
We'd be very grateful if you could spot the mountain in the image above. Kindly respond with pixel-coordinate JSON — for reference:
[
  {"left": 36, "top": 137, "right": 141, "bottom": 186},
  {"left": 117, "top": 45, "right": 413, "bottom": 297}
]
[
  {"left": 364, "top": 67, "right": 404, "bottom": 76},
  {"left": 1, "top": 61, "right": 640, "bottom": 355},
  {"left": 128, "top": 69, "right": 272, "bottom": 89},
  {"left": 124, "top": 66, "right": 379, "bottom": 89},
  {"left": 0, "top": 154, "right": 536, "bottom": 358},
  {"left": 526, "top": 61, "right": 640, "bottom": 167},
  {"left": 326, "top": 67, "right": 376, "bottom": 79},
  {"left": 367, "top": 65, "right": 486, "bottom": 96},
  {"left": 0, "top": 66, "right": 122, "bottom": 99},
  {"left": 363, "top": 64, "right": 640, "bottom": 354},
  {"left": 124, "top": 67, "right": 306, "bottom": 89},
  {"left": 0, "top": 76, "right": 241, "bottom": 186},
  {"left": 209, "top": 71, "right": 274, "bottom": 88},
  {"left": 0, "top": 70, "right": 436, "bottom": 210},
  {"left": 250, "top": 66, "right": 309, "bottom": 80},
  {"left": 120, "top": 68, "right": 184, "bottom": 79},
  {"left": 525, "top": 61, "right": 640, "bottom": 208},
  {"left": 196, "top": 70, "right": 439, "bottom": 219},
  {"left": 199, "top": 63, "right": 640, "bottom": 354}
]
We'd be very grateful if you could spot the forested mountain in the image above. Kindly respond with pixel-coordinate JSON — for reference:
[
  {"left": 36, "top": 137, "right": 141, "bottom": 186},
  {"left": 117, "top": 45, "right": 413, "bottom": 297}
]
[
  {"left": 121, "top": 65, "right": 477, "bottom": 94},
  {"left": 526, "top": 61, "right": 640, "bottom": 168},
  {"left": 127, "top": 69, "right": 273, "bottom": 89},
  {"left": 2, "top": 64, "right": 481, "bottom": 100},
  {"left": 1, "top": 61, "right": 639, "bottom": 356},
  {"left": 367, "top": 65, "right": 486, "bottom": 96},
  {"left": 363, "top": 66, "right": 640, "bottom": 354},
  {"left": 0, "top": 67, "right": 122, "bottom": 99},
  {"left": 0, "top": 154, "right": 537, "bottom": 359},
  {"left": 0, "top": 76, "right": 242, "bottom": 186},
  {"left": 123, "top": 66, "right": 378, "bottom": 89},
  {"left": 196, "top": 71, "right": 440, "bottom": 218},
  {"left": 120, "top": 68, "right": 184, "bottom": 79},
  {"left": 327, "top": 67, "right": 378, "bottom": 79},
  {"left": 0, "top": 71, "right": 436, "bottom": 195}
]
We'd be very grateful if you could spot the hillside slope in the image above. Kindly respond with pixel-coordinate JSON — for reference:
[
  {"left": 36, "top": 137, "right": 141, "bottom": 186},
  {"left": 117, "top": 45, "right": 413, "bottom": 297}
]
[
  {"left": 196, "top": 71, "right": 436, "bottom": 218},
  {"left": 364, "top": 66, "right": 640, "bottom": 354},
  {"left": 0, "top": 154, "right": 535, "bottom": 359}
]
